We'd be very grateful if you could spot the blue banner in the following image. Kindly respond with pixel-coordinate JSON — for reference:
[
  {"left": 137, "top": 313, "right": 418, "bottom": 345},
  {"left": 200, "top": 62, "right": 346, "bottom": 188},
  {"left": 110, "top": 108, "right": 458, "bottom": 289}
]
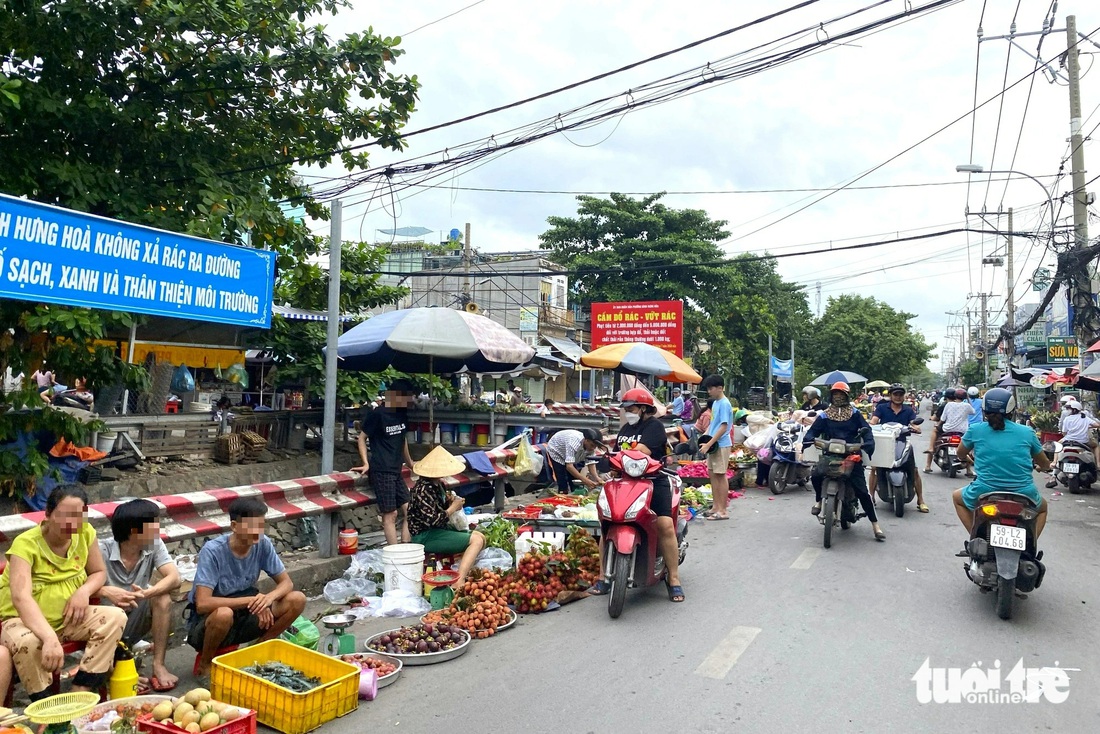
[
  {"left": 0, "top": 193, "right": 274, "bottom": 328},
  {"left": 771, "top": 356, "right": 793, "bottom": 379}
]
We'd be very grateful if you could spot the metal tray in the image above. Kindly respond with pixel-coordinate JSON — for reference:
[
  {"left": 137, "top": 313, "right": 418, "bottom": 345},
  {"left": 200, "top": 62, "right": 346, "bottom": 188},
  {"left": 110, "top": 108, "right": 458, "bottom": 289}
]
[
  {"left": 420, "top": 607, "right": 516, "bottom": 633},
  {"left": 339, "top": 652, "right": 403, "bottom": 689},
  {"left": 364, "top": 627, "right": 471, "bottom": 666}
]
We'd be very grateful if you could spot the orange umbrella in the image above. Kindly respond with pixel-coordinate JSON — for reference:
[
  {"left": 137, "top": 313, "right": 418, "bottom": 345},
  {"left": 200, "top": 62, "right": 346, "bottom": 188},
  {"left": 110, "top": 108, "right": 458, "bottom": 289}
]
[{"left": 581, "top": 342, "right": 702, "bottom": 384}]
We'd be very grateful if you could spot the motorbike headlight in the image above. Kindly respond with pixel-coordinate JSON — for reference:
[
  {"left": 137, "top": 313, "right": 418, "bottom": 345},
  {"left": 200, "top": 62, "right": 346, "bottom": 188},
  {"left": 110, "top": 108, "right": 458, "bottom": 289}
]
[
  {"left": 623, "top": 492, "right": 649, "bottom": 521},
  {"left": 622, "top": 455, "right": 649, "bottom": 478},
  {"left": 828, "top": 443, "right": 846, "bottom": 455},
  {"left": 597, "top": 489, "right": 611, "bottom": 517}
]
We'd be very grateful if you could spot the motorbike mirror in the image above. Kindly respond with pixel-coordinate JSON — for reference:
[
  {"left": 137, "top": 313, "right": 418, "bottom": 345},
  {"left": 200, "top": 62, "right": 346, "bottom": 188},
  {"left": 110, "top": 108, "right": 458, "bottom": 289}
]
[
  {"left": 911, "top": 417, "right": 925, "bottom": 425},
  {"left": 771, "top": 410, "right": 780, "bottom": 416},
  {"left": 806, "top": 410, "right": 817, "bottom": 417},
  {"left": 596, "top": 456, "right": 612, "bottom": 473},
  {"left": 673, "top": 442, "right": 694, "bottom": 455}
]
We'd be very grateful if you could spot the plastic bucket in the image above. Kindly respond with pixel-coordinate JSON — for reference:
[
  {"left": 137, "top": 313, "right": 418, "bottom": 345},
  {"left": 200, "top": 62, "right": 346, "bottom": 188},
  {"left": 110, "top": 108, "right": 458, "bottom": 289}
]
[
  {"left": 96, "top": 431, "right": 118, "bottom": 454},
  {"left": 382, "top": 543, "right": 425, "bottom": 596},
  {"left": 422, "top": 569, "right": 459, "bottom": 603},
  {"left": 419, "top": 423, "right": 432, "bottom": 444},
  {"left": 439, "top": 423, "right": 456, "bottom": 445},
  {"left": 474, "top": 424, "right": 491, "bottom": 447},
  {"left": 457, "top": 424, "right": 472, "bottom": 446},
  {"left": 492, "top": 425, "right": 507, "bottom": 444}
]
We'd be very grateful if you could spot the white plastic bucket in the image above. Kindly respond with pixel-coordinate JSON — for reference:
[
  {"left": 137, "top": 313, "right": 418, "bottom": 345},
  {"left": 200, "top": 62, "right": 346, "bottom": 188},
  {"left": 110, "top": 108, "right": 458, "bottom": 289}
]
[
  {"left": 382, "top": 543, "right": 426, "bottom": 596},
  {"left": 96, "top": 431, "right": 118, "bottom": 454}
]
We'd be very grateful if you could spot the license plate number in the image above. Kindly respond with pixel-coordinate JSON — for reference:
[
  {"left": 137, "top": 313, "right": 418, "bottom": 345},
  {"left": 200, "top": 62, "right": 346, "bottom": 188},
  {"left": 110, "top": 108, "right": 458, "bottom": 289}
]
[
  {"left": 947, "top": 447, "right": 957, "bottom": 455},
  {"left": 1065, "top": 462, "right": 1080, "bottom": 474},
  {"left": 990, "top": 524, "right": 1027, "bottom": 550}
]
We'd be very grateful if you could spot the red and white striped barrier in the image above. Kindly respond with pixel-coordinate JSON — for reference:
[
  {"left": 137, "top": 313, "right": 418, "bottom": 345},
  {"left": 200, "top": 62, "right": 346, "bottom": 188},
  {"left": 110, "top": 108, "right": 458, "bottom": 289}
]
[
  {"left": 0, "top": 473, "right": 373, "bottom": 549},
  {"left": 547, "top": 404, "right": 620, "bottom": 418}
]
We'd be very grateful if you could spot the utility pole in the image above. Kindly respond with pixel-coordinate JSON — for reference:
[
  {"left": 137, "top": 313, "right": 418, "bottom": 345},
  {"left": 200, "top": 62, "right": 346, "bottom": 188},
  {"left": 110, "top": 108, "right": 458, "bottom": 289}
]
[
  {"left": 322, "top": 200, "right": 342, "bottom": 476},
  {"left": 1067, "top": 16, "right": 1091, "bottom": 364},
  {"left": 815, "top": 282, "right": 822, "bottom": 317},
  {"left": 1006, "top": 207, "right": 1014, "bottom": 364},
  {"left": 462, "top": 222, "right": 472, "bottom": 304},
  {"left": 980, "top": 293, "right": 990, "bottom": 385}
]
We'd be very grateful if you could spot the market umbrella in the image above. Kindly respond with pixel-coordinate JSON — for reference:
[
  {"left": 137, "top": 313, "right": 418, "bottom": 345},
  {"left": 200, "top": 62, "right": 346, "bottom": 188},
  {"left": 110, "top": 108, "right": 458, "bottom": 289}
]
[
  {"left": 580, "top": 342, "right": 702, "bottom": 384},
  {"left": 332, "top": 307, "right": 535, "bottom": 433},
  {"left": 809, "top": 370, "right": 867, "bottom": 386},
  {"left": 1082, "top": 359, "right": 1100, "bottom": 378},
  {"left": 865, "top": 379, "right": 891, "bottom": 389},
  {"left": 996, "top": 374, "right": 1031, "bottom": 388}
]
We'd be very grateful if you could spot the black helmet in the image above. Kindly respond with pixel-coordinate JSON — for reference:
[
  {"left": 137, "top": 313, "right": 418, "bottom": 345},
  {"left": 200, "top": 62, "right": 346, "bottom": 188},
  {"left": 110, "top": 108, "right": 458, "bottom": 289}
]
[
  {"left": 888, "top": 383, "right": 905, "bottom": 394},
  {"left": 981, "top": 387, "right": 1016, "bottom": 415}
]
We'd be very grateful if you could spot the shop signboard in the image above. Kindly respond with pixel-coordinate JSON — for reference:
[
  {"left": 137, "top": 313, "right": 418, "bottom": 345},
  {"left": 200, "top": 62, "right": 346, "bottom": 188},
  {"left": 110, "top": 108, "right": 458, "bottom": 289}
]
[
  {"left": 1046, "top": 336, "right": 1078, "bottom": 365},
  {"left": 519, "top": 306, "right": 539, "bottom": 333},
  {"left": 0, "top": 192, "right": 274, "bottom": 327},
  {"left": 1023, "top": 319, "right": 1047, "bottom": 347},
  {"left": 591, "top": 300, "right": 684, "bottom": 357}
]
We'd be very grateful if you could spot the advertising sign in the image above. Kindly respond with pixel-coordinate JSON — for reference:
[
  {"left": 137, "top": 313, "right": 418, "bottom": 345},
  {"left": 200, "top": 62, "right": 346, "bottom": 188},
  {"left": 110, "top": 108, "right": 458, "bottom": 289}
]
[
  {"left": 0, "top": 193, "right": 274, "bottom": 327},
  {"left": 519, "top": 306, "right": 538, "bottom": 333},
  {"left": 1046, "top": 336, "right": 1078, "bottom": 365},
  {"left": 770, "top": 356, "right": 793, "bottom": 379},
  {"left": 591, "top": 300, "right": 684, "bottom": 357}
]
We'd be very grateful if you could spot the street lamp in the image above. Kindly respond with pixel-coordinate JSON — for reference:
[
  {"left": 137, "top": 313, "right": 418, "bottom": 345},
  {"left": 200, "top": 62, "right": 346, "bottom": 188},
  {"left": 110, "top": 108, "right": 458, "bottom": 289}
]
[{"left": 954, "top": 164, "right": 1057, "bottom": 233}]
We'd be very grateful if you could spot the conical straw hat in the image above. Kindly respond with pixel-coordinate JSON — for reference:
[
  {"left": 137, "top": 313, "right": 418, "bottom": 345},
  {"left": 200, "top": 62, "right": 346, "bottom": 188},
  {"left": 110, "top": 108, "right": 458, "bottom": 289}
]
[{"left": 412, "top": 445, "right": 466, "bottom": 478}]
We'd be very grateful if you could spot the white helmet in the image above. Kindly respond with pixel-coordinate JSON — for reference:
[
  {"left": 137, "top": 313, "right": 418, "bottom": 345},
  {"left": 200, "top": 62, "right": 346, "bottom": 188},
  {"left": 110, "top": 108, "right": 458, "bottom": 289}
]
[
  {"left": 1067, "top": 399, "right": 1083, "bottom": 411},
  {"left": 1060, "top": 395, "right": 1074, "bottom": 404},
  {"left": 802, "top": 386, "right": 820, "bottom": 398},
  {"left": 967, "top": 386, "right": 979, "bottom": 398}
]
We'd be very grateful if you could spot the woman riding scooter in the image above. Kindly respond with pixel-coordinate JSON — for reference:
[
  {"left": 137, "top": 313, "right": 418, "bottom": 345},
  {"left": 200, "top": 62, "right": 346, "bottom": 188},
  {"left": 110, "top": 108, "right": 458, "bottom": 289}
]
[
  {"left": 804, "top": 382, "right": 886, "bottom": 541},
  {"left": 588, "top": 389, "right": 683, "bottom": 603}
]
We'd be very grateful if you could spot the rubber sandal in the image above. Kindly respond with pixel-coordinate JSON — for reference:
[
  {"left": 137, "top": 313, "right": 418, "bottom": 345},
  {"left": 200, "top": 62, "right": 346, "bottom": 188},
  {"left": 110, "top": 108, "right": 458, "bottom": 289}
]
[
  {"left": 706, "top": 514, "right": 730, "bottom": 521},
  {"left": 587, "top": 580, "right": 611, "bottom": 596},
  {"left": 874, "top": 529, "right": 886, "bottom": 541},
  {"left": 918, "top": 504, "right": 929, "bottom": 513},
  {"left": 810, "top": 505, "right": 821, "bottom": 516},
  {"left": 664, "top": 580, "right": 685, "bottom": 602},
  {"left": 701, "top": 510, "right": 717, "bottom": 518},
  {"left": 923, "top": 468, "right": 933, "bottom": 474},
  {"left": 150, "top": 675, "right": 177, "bottom": 692}
]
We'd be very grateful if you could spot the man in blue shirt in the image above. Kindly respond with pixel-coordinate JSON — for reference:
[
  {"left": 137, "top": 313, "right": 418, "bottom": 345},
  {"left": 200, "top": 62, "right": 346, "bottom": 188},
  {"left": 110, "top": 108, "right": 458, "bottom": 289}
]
[
  {"left": 700, "top": 375, "right": 734, "bottom": 521},
  {"left": 188, "top": 497, "right": 306, "bottom": 677},
  {"left": 967, "top": 387, "right": 984, "bottom": 426},
  {"left": 953, "top": 388, "right": 1050, "bottom": 538},
  {"left": 667, "top": 388, "right": 684, "bottom": 419},
  {"left": 869, "top": 384, "right": 927, "bottom": 511}
]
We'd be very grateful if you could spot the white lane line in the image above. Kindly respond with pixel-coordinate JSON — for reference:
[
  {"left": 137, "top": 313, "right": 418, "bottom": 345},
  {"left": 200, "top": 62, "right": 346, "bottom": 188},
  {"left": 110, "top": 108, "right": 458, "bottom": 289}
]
[
  {"left": 790, "top": 548, "right": 822, "bottom": 570},
  {"left": 694, "top": 625, "right": 762, "bottom": 680}
]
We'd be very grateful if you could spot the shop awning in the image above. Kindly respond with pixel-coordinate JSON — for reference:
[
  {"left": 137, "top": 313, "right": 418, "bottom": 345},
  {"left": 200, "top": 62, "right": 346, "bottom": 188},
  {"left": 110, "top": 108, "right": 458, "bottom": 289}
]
[
  {"left": 534, "top": 353, "right": 574, "bottom": 368},
  {"left": 543, "top": 335, "right": 584, "bottom": 364},
  {"left": 273, "top": 305, "right": 358, "bottom": 323}
]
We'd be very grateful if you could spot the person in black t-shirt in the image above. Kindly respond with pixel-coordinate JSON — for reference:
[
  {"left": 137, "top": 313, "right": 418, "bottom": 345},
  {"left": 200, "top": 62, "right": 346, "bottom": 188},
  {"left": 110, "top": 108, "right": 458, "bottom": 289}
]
[
  {"left": 353, "top": 379, "right": 415, "bottom": 545},
  {"left": 589, "top": 388, "right": 684, "bottom": 603}
]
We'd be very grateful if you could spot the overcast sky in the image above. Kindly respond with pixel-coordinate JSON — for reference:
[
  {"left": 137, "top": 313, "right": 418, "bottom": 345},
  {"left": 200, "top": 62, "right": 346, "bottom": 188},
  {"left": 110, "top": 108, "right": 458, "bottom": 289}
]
[{"left": 303, "top": 0, "right": 1100, "bottom": 370}]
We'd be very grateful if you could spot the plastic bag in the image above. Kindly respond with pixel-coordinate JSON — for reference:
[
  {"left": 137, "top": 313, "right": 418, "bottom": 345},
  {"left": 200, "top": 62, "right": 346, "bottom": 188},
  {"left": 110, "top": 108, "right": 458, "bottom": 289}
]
[
  {"left": 175, "top": 556, "right": 197, "bottom": 582},
  {"left": 280, "top": 615, "right": 320, "bottom": 650},
  {"left": 513, "top": 434, "right": 541, "bottom": 477},
  {"left": 377, "top": 589, "right": 430, "bottom": 617},
  {"left": 323, "top": 578, "right": 356, "bottom": 605},
  {"left": 474, "top": 546, "right": 514, "bottom": 572},
  {"left": 227, "top": 363, "right": 249, "bottom": 388},
  {"left": 450, "top": 509, "right": 471, "bottom": 531},
  {"left": 744, "top": 424, "right": 777, "bottom": 452},
  {"left": 170, "top": 364, "right": 195, "bottom": 394}
]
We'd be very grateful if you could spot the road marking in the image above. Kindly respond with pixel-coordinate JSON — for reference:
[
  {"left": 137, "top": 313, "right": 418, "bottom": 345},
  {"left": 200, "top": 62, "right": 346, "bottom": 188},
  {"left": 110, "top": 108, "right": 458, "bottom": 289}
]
[
  {"left": 790, "top": 548, "right": 822, "bottom": 569},
  {"left": 694, "top": 625, "right": 762, "bottom": 680}
]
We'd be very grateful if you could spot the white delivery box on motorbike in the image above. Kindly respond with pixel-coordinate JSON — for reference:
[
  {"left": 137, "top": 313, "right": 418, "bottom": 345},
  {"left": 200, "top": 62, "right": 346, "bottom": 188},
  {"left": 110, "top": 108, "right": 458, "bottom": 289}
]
[{"left": 867, "top": 424, "right": 904, "bottom": 469}]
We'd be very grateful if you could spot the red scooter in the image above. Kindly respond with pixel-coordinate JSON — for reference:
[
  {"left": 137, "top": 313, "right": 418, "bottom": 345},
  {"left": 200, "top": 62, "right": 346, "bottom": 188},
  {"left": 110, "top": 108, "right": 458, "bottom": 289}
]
[{"left": 597, "top": 450, "right": 689, "bottom": 619}]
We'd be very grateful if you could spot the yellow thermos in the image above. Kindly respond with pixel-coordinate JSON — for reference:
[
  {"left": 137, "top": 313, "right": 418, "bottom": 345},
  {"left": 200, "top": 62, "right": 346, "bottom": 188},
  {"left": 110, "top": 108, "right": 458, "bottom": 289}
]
[{"left": 109, "top": 657, "right": 139, "bottom": 699}]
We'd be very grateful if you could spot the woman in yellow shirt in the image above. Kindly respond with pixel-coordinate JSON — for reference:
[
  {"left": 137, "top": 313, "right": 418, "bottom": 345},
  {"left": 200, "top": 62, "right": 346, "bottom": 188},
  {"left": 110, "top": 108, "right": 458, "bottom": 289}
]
[{"left": 0, "top": 487, "right": 126, "bottom": 700}]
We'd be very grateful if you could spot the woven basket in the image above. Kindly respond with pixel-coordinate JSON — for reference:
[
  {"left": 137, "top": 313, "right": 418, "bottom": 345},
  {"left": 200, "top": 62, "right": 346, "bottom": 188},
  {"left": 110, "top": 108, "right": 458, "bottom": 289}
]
[{"left": 215, "top": 433, "right": 243, "bottom": 464}]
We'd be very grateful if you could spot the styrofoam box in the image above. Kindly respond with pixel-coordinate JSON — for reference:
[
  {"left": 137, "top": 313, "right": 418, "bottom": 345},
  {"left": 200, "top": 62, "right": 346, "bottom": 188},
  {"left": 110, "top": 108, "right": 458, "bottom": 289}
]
[{"left": 867, "top": 427, "right": 902, "bottom": 469}]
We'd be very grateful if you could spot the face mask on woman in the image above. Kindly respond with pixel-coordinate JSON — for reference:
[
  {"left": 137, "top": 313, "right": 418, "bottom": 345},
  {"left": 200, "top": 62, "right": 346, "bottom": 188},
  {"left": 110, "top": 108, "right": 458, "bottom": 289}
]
[
  {"left": 623, "top": 411, "right": 641, "bottom": 425},
  {"left": 832, "top": 392, "right": 850, "bottom": 408}
]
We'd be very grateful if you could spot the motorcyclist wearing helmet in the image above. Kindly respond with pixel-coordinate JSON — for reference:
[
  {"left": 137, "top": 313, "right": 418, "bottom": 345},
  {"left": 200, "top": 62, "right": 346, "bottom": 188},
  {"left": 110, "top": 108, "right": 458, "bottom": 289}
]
[
  {"left": 869, "top": 383, "right": 927, "bottom": 512},
  {"left": 803, "top": 382, "right": 886, "bottom": 541},
  {"left": 801, "top": 386, "right": 822, "bottom": 412},
  {"left": 589, "top": 389, "right": 684, "bottom": 602},
  {"left": 966, "top": 386, "right": 984, "bottom": 427},
  {"left": 953, "top": 387, "right": 1050, "bottom": 538}
]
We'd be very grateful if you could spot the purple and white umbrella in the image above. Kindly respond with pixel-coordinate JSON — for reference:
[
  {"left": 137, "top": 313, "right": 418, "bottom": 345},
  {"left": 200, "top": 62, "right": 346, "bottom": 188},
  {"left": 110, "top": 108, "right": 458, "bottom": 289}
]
[{"left": 333, "top": 307, "right": 535, "bottom": 374}]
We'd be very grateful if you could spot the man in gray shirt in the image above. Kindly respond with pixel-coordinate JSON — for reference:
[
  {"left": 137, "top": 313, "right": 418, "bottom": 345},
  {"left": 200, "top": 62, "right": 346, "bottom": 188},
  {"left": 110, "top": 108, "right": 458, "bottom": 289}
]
[{"left": 98, "top": 499, "right": 181, "bottom": 692}]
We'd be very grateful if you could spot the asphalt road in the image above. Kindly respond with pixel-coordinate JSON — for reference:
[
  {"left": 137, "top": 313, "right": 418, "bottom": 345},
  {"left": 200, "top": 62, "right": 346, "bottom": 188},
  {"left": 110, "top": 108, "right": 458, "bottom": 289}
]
[{"left": 209, "top": 423, "right": 1100, "bottom": 733}]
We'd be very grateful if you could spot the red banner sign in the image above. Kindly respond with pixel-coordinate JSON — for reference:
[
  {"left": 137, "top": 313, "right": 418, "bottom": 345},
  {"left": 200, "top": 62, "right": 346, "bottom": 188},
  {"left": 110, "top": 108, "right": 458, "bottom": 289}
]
[{"left": 591, "top": 301, "right": 684, "bottom": 357}]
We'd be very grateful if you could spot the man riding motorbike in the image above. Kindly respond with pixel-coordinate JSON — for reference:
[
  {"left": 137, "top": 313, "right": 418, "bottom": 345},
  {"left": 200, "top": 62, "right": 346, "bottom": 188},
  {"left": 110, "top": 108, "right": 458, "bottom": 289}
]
[
  {"left": 1049, "top": 398, "right": 1100, "bottom": 487},
  {"left": 924, "top": 388, "right": 975, "bottom": 475},
  {"left": 800, "top": 386, "right": 822, "bottom": 412},
  {"left": 869, "top": 383, "right": 927, "bottom": 512},
  {"left": 952, "top": 387, "right": 1050, "bottom": 538},
  {"left": 804, "top": 382, "right": 886, "bottom": 541},
  {"left": 966, "top": 386, "right": 984, "bottom": 427},
  {"left": 589, "top": 389, "right": 684, "bottom": 603}
]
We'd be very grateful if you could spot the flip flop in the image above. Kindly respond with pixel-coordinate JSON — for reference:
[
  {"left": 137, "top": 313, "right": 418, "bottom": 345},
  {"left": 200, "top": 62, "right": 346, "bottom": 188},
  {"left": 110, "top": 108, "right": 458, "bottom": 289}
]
[
  {"left": 664, "top": 579, "right": 685, "bottom": 602},
  {"left": 918, "top": 504, "right": 930, "bottom": 513},
  {"left": 701, "top": 510, "right": 717, "bottom": 518},
  {"left": 150, "top": 675, "right": 177, "bottom": 692},
  {"left": 923, "top": 468, "right": 933, "bottom": 474},
  {"left": 706, "top": 514, "right": 730, "bottom": 521},
  {"left": 874, "top": 529, "right": 886, "bottom": 541},
  {"left": 587, "top": 580, "right": 611, "bottom": 596}
]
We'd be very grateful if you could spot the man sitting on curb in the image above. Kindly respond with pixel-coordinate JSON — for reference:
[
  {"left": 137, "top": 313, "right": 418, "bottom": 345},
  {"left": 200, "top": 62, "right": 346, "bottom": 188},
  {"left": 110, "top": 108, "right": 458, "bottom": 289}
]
[
  {"left": 188, "top": 497, "right": 306, "bottom": 677},
  {"left": 98, "top": 499, "right": 182, "bottom": 692}
]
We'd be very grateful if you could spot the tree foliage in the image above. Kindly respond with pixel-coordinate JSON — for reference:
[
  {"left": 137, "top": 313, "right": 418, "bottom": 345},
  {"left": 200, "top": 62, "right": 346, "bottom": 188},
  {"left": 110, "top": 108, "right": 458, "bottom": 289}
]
[
  {"left": 807, "top": 294, "right": 935, "bottom": 382},
  {"left": 539, "top": 194, "right": 812, "bottom": 389},
  {"left": 0, "top": 0, "right": 419, "bottom": 479}
]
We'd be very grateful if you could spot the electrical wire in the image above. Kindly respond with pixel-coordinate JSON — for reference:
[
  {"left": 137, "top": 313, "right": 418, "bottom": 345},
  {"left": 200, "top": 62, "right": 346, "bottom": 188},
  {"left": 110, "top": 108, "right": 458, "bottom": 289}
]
[{"left": 401, "top": 0, "right": 489, "bottom": 37}]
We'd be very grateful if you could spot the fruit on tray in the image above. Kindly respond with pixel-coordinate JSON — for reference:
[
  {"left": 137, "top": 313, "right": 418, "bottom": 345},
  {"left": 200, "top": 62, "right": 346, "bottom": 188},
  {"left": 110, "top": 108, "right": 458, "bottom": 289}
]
[
  {"left": 340, "top": 654, "right": 398, "bottom": 677},
  {"left": 150, "top": 692, "right": 245, "bottom": 731},
  {"left": 367, "top": 623, "right": 466, "bottom": 655}
]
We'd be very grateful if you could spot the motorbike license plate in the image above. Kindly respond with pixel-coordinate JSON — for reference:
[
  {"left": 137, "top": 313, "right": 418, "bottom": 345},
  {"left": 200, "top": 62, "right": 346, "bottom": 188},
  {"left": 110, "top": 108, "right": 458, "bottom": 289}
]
[
  {"left": 947, "top": 447, "right": 957, "bottom": 456},
  {"left": 989, "top": 524, "right": 1027, "bottom": 551},
  {"left": 1065, "top": 462, "right": 1080, "bottom": 474}
]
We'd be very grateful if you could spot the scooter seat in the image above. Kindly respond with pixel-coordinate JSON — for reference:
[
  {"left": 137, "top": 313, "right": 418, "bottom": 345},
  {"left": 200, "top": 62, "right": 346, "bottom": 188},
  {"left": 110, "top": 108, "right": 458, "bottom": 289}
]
[{"left": 975, "top": 491, "right": 1041, "bottom": 509}]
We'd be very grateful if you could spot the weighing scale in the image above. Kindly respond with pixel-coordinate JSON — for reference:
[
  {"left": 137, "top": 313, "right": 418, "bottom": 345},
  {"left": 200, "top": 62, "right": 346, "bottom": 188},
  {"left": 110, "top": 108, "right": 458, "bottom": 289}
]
[
  {"left": 25, "top": 692, "right": 99, "bottom": 734},
  {"left": 320, "top": 613, "right": 357, "bottom": 656}
]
